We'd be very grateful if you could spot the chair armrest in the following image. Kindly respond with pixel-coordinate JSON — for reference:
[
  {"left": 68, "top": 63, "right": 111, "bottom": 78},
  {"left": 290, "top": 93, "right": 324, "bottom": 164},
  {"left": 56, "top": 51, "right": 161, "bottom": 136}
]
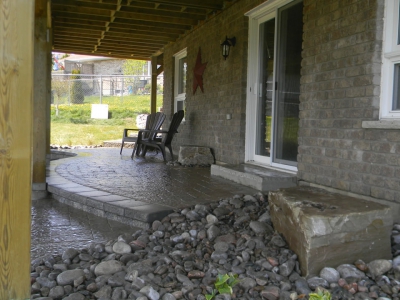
[
  {"left": 151, "top": 130, "right": 169, "bottom": 134},
  {"left": 123, "top": 128, "right": 140, "bottom": 137}
]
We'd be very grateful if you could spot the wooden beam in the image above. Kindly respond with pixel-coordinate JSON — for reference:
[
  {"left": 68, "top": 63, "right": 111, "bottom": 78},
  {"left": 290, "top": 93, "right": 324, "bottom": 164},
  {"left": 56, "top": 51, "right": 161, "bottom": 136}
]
[
  {"left": 0, "top": 0, "right": 34, "bottom": 298},
  {"left": 131, "top": 0, "right": 226, "bottom": 10},
  {"left": 96, "top": 43, "right": 161, "bottom": 52},
  {"left": 54, "top": 18, "right": 107, "bottom": 29},
  {"left": 63, "top": 0, "right": 226, "bottom": 11},
  {"left": 151, "top": 55, "right": 158, "bottom": 114},
  {"left": 52, "top": 0, "right": 117, "bottom": 11},
  {"left": 52, "top": 46, "right": 153, "bottom": 60},
  {"left": 121, "top": 5, "right": 206, "bottom": 20},
  {"left": 115, "top": 11, "right": 198, "bottom": 26},
  {"left": 109, "top": 18, "right": 192, "bottom": 30},
  {"left": 52, "top": 11, "right": 110, "bottom": 22}
]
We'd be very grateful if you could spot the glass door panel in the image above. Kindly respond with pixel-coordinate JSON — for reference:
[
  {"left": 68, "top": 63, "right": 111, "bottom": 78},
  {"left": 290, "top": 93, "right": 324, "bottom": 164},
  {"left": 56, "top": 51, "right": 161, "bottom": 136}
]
[
  {"left": 255, "top": 18, "right": 275, "bottom": 158},
  {"left": 273, "top": 1, "right": 302, "bottom": 165}
]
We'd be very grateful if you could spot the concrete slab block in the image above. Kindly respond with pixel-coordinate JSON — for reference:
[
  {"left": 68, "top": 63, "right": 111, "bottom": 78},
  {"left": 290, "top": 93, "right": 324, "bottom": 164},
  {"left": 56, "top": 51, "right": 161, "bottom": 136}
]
[
  {"left": 269, "top": 186, "right": 393, "bottom": 277},
  {"left": 103, "top": 203, "right": 125, "bottom": 216},
  {"left": 78, "top": 190, "right": 111, "bottom": 197},
  {"left": 178, "top": 145, "right": 214, "bottom": 166},
  {"left": 124, "top": 204, "right": 173, "bottom": 223},
  {"left": 86, "top": 198, "right": 105, "bottom": 210},
  {"left": 92, "top": 195, "right": 131, "bottom": 202},
  {"left": 211, "top": 164, "right": 297, "bottom": 191}
]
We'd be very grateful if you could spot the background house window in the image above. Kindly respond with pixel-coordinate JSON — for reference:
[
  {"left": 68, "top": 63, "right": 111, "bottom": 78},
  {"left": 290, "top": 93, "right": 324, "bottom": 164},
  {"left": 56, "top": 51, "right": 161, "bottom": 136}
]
[
  {"left": 174, "top": 49, "right": 187, "bottom": 114},
  {"left": 381, "top": 0, "right": 400, "bottom": 118}
]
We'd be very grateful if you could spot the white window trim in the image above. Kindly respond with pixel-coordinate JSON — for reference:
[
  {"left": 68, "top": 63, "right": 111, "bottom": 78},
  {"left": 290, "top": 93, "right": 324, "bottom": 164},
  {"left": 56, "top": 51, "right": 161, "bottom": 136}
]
[
  {"left": 380, "top": 0, "right": 400, "bottom": 119},
  {"left": 244, "top": 0, "right": 297, "bottom": 172},
  {"left": 173, "top": 48, "right": 187, "bottom": 114}
]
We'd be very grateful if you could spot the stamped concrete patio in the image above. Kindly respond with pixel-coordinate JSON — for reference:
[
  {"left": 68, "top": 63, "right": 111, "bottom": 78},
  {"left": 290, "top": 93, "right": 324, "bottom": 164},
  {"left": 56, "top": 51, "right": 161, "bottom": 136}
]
[{"left": 32, "top": 147, "right": 258, "bottom": 259}]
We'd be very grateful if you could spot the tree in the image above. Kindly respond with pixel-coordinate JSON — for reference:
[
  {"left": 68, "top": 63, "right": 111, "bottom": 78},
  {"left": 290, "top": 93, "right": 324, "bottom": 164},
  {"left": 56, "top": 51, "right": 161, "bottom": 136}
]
[
  {"left": 70, "top": 69, "right": 84, "bottom": 104},
  {"left": 52, "top": 77, "right": 69, "bottom": 115},
  {"left": 122, "top": 59, "right": 147, "bottom": 75},
  {"left": 122, "top": 60, "right": 148, "bottom": 95}
]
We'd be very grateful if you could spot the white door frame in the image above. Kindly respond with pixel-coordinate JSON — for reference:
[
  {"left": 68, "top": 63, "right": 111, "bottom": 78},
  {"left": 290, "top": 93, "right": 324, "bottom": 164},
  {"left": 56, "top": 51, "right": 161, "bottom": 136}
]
[{"left": 245, "top": 0, "right": 297, "bottom": 172}]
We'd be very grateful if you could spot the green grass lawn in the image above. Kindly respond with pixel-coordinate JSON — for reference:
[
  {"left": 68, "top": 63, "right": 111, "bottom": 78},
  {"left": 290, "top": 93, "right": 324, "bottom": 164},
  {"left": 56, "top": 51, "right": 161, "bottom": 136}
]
[{"left": 51, "top": 94, "right": 162, "bottom": 146}]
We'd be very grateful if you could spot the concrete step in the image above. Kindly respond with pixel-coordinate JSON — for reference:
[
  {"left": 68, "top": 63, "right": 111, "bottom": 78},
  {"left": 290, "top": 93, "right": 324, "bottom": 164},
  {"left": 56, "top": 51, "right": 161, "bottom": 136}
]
[
  {"left": 211, "top": 163, "right": 297, "bottom": 192},
  {"left": 48, "top": 184, "right": 173, "bottom": 229},
  {"left": 46, "top": 157, "right": 173, "bottom": 229},
  {"left": 269, "top": 186, "right": 393, "bottom": 276}
]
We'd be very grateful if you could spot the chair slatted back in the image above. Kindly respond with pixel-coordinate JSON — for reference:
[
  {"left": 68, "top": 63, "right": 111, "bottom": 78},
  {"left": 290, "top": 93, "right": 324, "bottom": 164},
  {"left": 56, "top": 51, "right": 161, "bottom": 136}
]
[
  {"left": 163, "top": 110, "right": 184, "bottom": 145},
  {"left": 144, "top": 112, "right": 165, "bottom": 139}
]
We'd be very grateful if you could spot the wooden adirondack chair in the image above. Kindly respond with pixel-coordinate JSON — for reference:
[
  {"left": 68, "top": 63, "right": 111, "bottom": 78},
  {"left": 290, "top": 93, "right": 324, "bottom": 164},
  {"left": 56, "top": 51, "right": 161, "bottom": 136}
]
[
  {"left": 135, "top": 110, "right": 184, "bottom": 161},
  {"left": 120, "top": 112, "right": 165, "bottom": 157}
]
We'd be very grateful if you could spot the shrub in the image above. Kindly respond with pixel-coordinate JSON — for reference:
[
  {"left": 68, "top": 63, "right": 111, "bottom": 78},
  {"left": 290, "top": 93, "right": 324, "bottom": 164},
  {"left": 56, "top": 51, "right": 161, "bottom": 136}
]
[{"left": 70, "top": 69, "right": 84, "bottom": 104}]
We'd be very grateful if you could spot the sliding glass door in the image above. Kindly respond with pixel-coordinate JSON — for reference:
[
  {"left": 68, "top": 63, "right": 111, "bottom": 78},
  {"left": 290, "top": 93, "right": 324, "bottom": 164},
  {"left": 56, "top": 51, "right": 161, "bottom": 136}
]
[{"left": 246, "top": 0, "right": 302, "bottom": 169}]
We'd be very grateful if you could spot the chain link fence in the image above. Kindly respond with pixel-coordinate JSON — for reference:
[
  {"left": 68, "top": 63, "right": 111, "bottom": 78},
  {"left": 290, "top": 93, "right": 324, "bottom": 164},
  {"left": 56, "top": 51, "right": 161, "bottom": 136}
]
[{"left": 51, "top": 74, "right": 163, "bottom": 105}]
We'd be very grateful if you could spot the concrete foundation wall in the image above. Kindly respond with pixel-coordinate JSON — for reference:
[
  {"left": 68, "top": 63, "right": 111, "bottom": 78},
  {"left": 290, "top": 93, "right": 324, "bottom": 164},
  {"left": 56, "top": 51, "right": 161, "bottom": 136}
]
[{"left": 163, "top": 0, "right": 266, "bottom": 164}]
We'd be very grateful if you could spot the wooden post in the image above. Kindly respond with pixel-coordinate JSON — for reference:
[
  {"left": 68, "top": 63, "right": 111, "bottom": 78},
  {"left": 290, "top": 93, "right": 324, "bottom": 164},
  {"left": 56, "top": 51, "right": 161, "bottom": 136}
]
[
  {"left": 33, "top": 0, "right": 50, "bottom": 199},
  {"left": 151, "top": 55, "right": 158, "bottom": 114},
  {"left": 0, "top": 0, "right": 34, "bottom": 299}
]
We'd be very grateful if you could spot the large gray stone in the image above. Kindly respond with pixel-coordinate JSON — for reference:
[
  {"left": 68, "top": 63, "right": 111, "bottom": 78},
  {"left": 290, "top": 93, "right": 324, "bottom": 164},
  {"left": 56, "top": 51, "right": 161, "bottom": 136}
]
[
  {"left": 57, "top": 269, "right": 85, "bottom": 286},
  {"left": 178, "top": 146, "right": 214, "bottom": 166},
  {"left": 94, "top": 260, "right": 123, "bottom": 276},
  {"left": 112, "top": 241, "right": 131, "bottom": 254},
  {"left": 269, "top": 186, "right": 393, "bottom": 277}
]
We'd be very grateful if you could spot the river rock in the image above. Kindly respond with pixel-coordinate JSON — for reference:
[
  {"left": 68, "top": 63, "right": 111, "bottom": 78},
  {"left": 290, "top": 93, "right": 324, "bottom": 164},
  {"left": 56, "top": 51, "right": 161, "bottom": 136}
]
[
  {"left": 337, "top": 264, "right": 366, "bottom": 280},
  {"left": 57, "top": 269, "right": 85, "bottom": 285},
  {"left": 367, "top": 259, "right": 392, "bottom": 278},
  {"left": 140, "top": 285, "right": 160, "bottom": 300},
  {"left": 112, "top": 241, "right": 131, "bottom": 254},
  {"left": 307, "top": 277, "right": 329, "bottom": 290},
  {"left": 63, "top": 293, "right": 85, "bottom": 300},
  {"left": 260, "top": 285, "right": 280, "bottom": 300},
  {"left": 94, "top": 260, "right": 123, "bottom": 276},
  {"left": 249, "top": 221, "right": 273, "bottom": 235},
  {"left": 48, "top": 286, "right": 64, "bottom": 299},
  {"left": 62, "top": 248, "right": 79, "bottom": 261},
  {"left": 36, "top": 277, "right": 57, "bottom": 289},
  {"left": 207, "top": 225, "right": 220, "bottom": 241},
  {"left": 320, "top": 267, "right": 340, "bottom": 283},
  {"left": 94, "top": 285, "right": 112, "bottom": 299}
]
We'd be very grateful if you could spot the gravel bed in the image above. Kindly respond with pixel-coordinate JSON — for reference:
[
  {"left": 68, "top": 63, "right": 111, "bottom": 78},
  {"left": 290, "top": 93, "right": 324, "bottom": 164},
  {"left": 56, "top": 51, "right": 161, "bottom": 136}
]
[{"left": 31, "top": 193, "right": 400, "bottom": 300}]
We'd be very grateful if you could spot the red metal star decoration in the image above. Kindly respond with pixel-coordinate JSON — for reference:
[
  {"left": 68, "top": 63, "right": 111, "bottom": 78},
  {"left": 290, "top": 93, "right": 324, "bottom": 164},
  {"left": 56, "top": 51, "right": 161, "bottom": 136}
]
[{"left": 193, "top": 47, "right": 207, "bottom": 94}]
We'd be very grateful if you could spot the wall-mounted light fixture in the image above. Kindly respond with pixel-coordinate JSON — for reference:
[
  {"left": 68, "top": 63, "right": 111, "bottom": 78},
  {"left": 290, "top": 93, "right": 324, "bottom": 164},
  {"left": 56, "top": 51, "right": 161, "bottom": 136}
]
[{"left": 221, "top": 36, "right": 236, "bottom": 60}]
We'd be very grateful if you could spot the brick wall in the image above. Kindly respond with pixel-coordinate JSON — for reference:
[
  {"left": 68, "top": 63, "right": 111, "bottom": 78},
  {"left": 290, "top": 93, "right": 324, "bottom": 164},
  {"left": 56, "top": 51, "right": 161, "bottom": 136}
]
[
  {"left": 64, "top": 59, "right": 124, "bottom": 75},
  {"left": 163, "top": 0, "right": 265, "bottom": 164},
  {"left": 298, "top": 0, "right": 400, "bottom": 204},
  {"left": 93, "top": 59, "right": 124, "bottom": 75},
  {"left": 163, "top": 0, "right": 399, "bottom": 206}
]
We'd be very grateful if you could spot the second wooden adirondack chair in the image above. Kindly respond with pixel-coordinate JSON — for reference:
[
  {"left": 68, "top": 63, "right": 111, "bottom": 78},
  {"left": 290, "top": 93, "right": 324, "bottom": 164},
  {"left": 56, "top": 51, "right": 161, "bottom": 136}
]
[
  {"left": 135, "top": 110, "right": 184, "bottom": 161},
  {"left": 120, "top": 112, "right": 165, "bottom": 157}
]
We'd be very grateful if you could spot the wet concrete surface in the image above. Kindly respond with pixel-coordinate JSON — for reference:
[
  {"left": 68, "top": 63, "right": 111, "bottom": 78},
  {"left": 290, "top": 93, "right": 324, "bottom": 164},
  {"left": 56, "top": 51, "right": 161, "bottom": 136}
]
[
  {"left": 33, "top": 148, "right": 257, "bottom": 260},
  {"left": 31, "top": 197, "right": 138, "bottom": 259},
  {"left": 51, "top": 148, "right": 256, "bottom": 208}
]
